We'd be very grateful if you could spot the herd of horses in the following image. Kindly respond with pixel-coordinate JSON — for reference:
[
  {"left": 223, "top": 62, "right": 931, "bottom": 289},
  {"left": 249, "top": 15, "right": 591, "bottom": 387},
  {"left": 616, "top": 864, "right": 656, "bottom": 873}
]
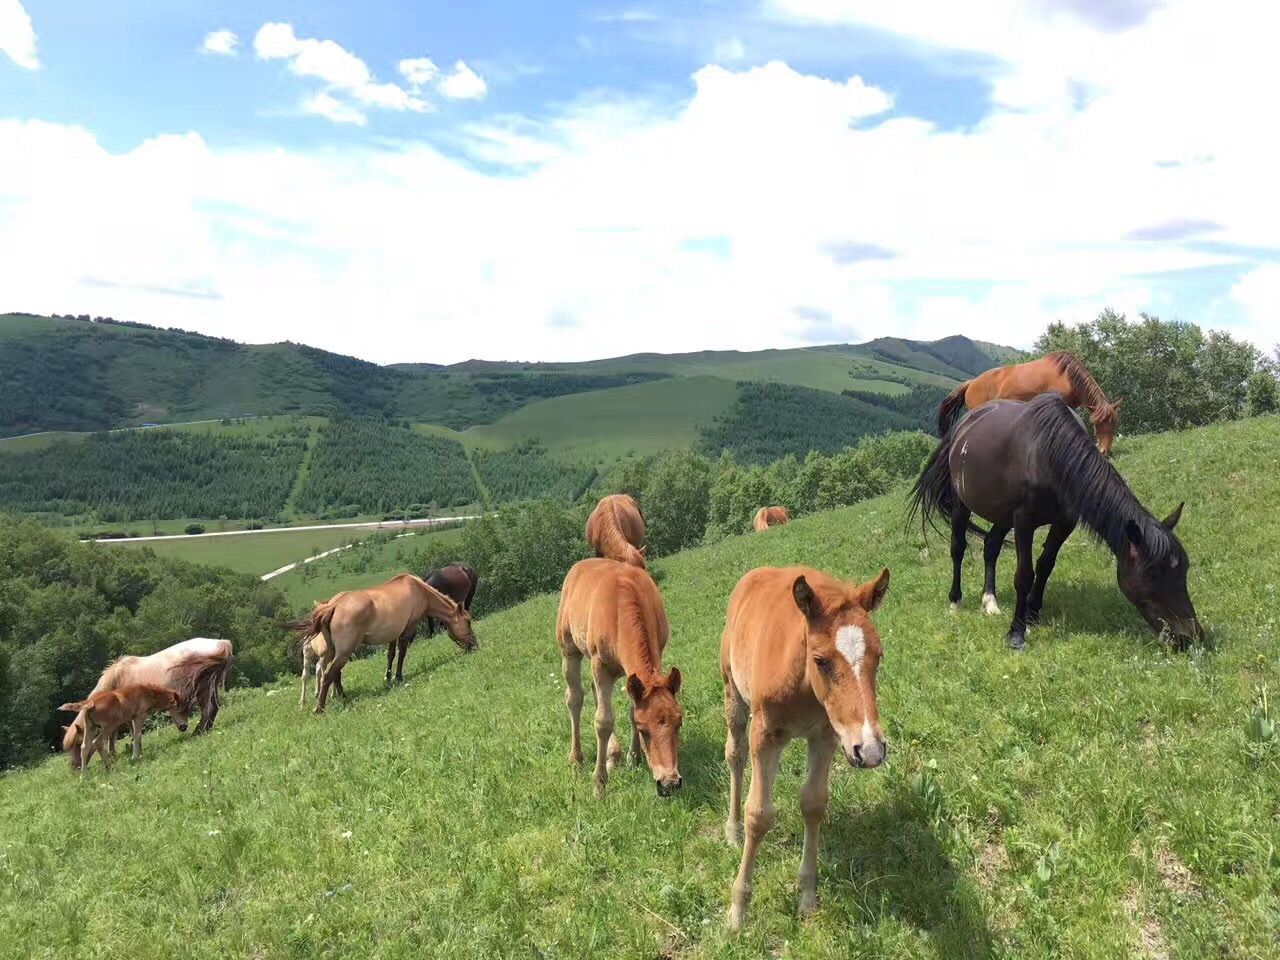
[{"left": 54, "top": 349, "right": 1201, "bottom": 930}]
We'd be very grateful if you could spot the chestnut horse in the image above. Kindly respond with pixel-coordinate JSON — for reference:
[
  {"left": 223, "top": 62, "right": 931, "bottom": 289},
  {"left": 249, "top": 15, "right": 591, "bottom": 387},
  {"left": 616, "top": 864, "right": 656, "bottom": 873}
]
[
  {"left": 60, "top": 683, "right": 194, "bottom": 776},
  {"left": 556, "top": 558, "right": 683, "bottom": 797},
  {"left": 721, "top": 565, "right": 890, "bottom": 930},
  {"left": 910, "top": 395, "right": 1200, "bottom": 650},
  {"left": 753, "top": 506, "right": 791, "bottom": 531},
  {"left": 61, "top": 637, "right": 233, "bottom": 770},
  {"left": 292, "top": 573, "right": 476, "bottom": 713},
  {"left": 586, "top": 494, "right": 646, "bottom": 568},
  {"left": 937, "top": 350, "right": 1121, "bottom": 455}
]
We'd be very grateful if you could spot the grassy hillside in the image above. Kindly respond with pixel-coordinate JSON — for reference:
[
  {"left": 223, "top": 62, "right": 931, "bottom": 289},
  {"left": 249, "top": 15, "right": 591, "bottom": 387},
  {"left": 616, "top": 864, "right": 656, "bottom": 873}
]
[
  {"left": 3, "top": 416, "right": 1275, "bottom": 959},
  {"left": 112, "top": 525, "right": 372, "bottom": 576}
]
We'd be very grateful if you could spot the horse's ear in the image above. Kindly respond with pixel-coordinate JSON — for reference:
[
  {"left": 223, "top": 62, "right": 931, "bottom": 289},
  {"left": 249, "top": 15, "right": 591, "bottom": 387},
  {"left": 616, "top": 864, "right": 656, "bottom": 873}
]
[
  {"left": 1162, "top": 502, "right": 1184, "bottom": 530},
  {"left": 626, "top": 673, "right": 646, "bottom": 702},
  {"left": 665, "top": 667, "right": 681, "bottom": 695},
  {"left": 855, "top": 568, "right": 890, "bottom": 611},
  {"left": 793, "top": 576, "right": 818, "bottom": 618},
  {"left": 639, "top": 545, "right": 647, "bottom": 556},
  {"left": 1112, "top": 397, "right": 1123, "bottom": 411}
]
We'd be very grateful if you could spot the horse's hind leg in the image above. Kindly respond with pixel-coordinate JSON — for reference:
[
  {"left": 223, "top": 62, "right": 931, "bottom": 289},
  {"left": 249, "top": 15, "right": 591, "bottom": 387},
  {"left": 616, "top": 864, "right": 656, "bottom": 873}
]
[
  {"left": 385, "top": 641, "right": 396, "bottom": 684},
  {"left": 982, "top": 522, "right": 1010, "bottom": 615},
  {"left": 1027, "top": 517, "right": 1076, "bottom": 625},
  {"left": 949, "top": 505, "right": 971, "bottom": 611},
  {"left": 1007, "top": 519, "right": 1037, "bottom": 650},
  {"left": 562, "top": 650, "right": 584, "bottom": 769},
  {"left": 723, "top": 677, "right": 749, "bottom": 848}
]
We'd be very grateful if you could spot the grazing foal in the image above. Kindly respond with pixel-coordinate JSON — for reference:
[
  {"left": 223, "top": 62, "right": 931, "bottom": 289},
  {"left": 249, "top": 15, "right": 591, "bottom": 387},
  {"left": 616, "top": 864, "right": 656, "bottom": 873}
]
[
  {"left": 753, "top": 506, "right": 791, "bottom": 531},
  {"left": 59, "top": 684, "right": 190, "bottom": 776},
  {"left": 586, "top": 494, "right": 647, "bottom": 568},
  {"left": 556, "top": 558, "right": 683, "bottom": 797},
  {"left": 721, "top": 565, "right": 890, "bottom": 930}
]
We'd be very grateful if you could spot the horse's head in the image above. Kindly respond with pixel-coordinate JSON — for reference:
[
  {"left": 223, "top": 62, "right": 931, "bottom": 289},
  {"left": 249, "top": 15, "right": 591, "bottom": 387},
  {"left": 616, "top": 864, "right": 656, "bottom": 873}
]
[
  {"left": 1091, "top": 398, "right": 1121, "bottom": 457},
  {"left": 162, "top": 689, "right": 192, "bottom": 733},
  {"left": 626, "top": 668, "right": 683, "bottom": 796},
  {"left": 793, "top": 568, "right": 890, "bottom": 769},
  {"left": 62, "top": 722, "right": 83, "bottom": 770},
  {"left": 1117, "top": 503, "right": 1202, "bottom": 647},
  {"left": 440, "top": 600, "right": 478, "bottom": 652}
]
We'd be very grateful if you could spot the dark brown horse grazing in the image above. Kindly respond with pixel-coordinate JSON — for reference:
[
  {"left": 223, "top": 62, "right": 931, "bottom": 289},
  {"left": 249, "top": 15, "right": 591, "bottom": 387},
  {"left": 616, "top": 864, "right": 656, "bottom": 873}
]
[
  {"left": 937, "top": 351, "right": 1121, "bottom": 455},
  {"left": 910, "top": 394, "right": 1201, "bottom": 650},
  {"left": 385, "top": 563, "right": 479, "bottom": 683}
]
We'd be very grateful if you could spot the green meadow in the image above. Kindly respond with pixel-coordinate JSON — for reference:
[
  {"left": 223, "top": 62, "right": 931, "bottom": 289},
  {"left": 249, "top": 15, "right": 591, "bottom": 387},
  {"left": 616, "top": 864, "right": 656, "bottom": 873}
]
[{"left": 1, "top": 416, "right": 1277, "bottom": 959}]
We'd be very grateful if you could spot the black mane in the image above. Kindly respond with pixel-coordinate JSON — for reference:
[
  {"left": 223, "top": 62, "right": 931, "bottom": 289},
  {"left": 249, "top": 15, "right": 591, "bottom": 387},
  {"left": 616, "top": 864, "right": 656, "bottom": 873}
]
[{"left": 1024, "top": 394, "right": 1174, "bottom": 563}]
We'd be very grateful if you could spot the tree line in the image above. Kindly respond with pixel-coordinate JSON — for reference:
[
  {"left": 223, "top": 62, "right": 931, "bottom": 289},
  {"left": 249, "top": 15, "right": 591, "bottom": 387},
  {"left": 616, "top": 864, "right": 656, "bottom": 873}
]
[{"left": 472, "top": 441, "right": 597, "bottom": 506}]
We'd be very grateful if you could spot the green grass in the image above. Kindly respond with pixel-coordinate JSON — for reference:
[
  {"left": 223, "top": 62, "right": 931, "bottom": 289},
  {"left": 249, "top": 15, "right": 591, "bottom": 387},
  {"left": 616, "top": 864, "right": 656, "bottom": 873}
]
[
  {"left": 2, "top": 415, "right": 1277, "bottom": 958},
  {"left": 466, "top": 375, "right": 739, "bottom": 463},
  {"left": 109, "top": 526, "right": 374, "bottom": 576}
]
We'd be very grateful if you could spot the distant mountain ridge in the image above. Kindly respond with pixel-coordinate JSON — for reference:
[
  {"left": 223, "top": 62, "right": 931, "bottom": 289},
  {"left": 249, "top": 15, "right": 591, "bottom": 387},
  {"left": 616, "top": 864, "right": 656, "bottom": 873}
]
[{"left": 0, "top": 312, "right": 1023, "bottom": 438}]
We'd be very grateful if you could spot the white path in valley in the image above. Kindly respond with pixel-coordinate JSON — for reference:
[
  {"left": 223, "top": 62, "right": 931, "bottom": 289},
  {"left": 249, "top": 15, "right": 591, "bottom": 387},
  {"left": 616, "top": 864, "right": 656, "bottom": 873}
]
[
  {"left": 259, "top": 532, "right": 421, "bottom": 581},
  {"left": 83, "top": 515, "right": 479, "bottom": 544}
]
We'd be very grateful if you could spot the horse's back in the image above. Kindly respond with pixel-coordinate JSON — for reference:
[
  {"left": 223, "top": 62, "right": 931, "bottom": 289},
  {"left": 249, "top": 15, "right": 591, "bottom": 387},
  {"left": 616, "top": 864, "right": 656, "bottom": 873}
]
[{"left": 559, "top": 558, "right": 662, "bottom": 664}]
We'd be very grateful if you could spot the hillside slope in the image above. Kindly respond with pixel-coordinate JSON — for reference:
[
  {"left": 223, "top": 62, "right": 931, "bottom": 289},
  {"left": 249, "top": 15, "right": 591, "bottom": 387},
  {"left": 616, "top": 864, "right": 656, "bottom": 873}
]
[{"left": 2, "top": 415, "right": 1276, "bottom": 959}]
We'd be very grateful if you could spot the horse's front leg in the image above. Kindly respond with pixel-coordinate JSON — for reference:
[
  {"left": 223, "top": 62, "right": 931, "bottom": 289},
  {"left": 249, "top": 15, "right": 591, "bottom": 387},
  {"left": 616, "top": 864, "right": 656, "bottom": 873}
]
[
  {"left": 797, "top": 729, "right": 837, "bottom": 916},
  {"left": 1027, "top": 517, "right": 1076, "bottom": 624},
  {"left": 728, "top": 725, "right": 785, "bottom": 932},
  {"left": 395, "top": 632, "right": 411, "bottom": 683},
  {"left": 131, "top": 718, "right": 143, "bottom": 761},
  {"left": 385, "top": 641, "right": 395, "bottom": 685},
  {"left": 1007, "top": 519, "right": 1036, "bottom": 650}
]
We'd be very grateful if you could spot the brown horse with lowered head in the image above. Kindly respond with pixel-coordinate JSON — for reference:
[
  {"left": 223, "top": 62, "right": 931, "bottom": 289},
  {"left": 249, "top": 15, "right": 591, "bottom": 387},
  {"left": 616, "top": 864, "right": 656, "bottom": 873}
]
[
  {"left": 61, "top": 638, "right": 233, "bottom": 770},
  {"left": 721, "top": 565, "right": 891, "bottom": 930},
  {"left": 293, "top": 573, "right": 476, "bottom": 713},
  {"left": 60, "top": 683, "right": 194, "bottom": 776},
  {"left": 753, "top": 506, "right": 790, "bottom": 531},
  {"left": 937, "top": 350, "right": 1121, "bottom": 455},
  {"left": 556, "top": 558, "right": 683, "bottom": 798},
  {"left": 586, "top": 494, "right": 646, "bottom": 568}
]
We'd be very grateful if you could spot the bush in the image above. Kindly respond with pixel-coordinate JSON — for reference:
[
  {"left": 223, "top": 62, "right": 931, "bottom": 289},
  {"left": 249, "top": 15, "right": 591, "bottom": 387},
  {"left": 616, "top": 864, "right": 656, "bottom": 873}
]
[{"left": 184, "top": 523, "right": 205, "bottom": 535}]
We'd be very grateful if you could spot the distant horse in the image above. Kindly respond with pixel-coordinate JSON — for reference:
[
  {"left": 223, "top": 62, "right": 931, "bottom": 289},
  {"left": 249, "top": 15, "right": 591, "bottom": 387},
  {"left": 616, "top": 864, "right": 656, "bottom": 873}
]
[
  {"left": 60, "top": 682, "right": 195, "bottom": 776},
  {"left": 720, "top": 565, "right": 891, "bottom": 930},
  {"left": 556, "top": 558, "right": 683, "bottom": 798},
  {"left": 937, "top": 350, "right": 1121, "bottom": 455},
  {"left": 388, "top": 563, "right": 479, "bottom": 683},
  {"left": 910, "top": 394, "right": 1201, "bottom": 650},
  {"left": 61, "top": 637, "right": 233, "bottom": 770},
  {"left": 291, "top": 574, "right": 476, "bottom": 713},
  {"left": 586, "top": 494, "right": 647, "bottom": 568},
  {"left": 752, "top": 506, "right": 791, "bottom": 532}
]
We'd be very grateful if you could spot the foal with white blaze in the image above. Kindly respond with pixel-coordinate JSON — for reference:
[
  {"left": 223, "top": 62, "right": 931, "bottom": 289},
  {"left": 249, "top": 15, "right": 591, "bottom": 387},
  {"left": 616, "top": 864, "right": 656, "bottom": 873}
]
[{"left": 721, "top": 565, "right": 890, "bottom": 930}]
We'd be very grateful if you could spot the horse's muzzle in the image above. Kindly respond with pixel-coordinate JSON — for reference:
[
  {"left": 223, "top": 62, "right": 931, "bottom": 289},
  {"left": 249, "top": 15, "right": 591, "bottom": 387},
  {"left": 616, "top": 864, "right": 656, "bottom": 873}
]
[
  {"left": 849, "top": 739, "right": 886, "bottom": 769},
  {"left": 655, "top": 775, "right": 683, "bottom": 797}
]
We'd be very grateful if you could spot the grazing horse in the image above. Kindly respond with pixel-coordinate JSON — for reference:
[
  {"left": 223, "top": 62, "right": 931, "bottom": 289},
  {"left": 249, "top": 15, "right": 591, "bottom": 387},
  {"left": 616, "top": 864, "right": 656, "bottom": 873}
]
[
  {"left": 586, "top": 494, "right": 647, "bottom": 568},
  {"left": 556, "top": 558, "right": 683, "bottom": 798},
  {"left": 61, "top": 638, "right": 233, "bottom": 770},
  {"left": 60, "top": 682, "right": 195, "bottom": 776},
  {"left": 937, "top": 350, "right": 1121, "bottom": 455},
  {"left": 910, "top": 394, "right": 1201, "bottom": 650},
  {"left": 292, "top": 574, "right": 476, "bottom": 713},
  {"left": 753, "top": 506, "right": 791, "bottom": 531},
  {"left": 721, "top": 565, "right": 890, "bottom": 930},
  {"left": 386, "top": 563, "right": 480, "bottom": 683}
]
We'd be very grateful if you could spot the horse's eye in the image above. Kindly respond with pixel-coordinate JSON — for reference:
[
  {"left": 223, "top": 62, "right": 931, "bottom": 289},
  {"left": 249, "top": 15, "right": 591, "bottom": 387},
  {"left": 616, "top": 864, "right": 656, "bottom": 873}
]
[{"left": 813, "top": 656, "right": 830, "bottom": 670}]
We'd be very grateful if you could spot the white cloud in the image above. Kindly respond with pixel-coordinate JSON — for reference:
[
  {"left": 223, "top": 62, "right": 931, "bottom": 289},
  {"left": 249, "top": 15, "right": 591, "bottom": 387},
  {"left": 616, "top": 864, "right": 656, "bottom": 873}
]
[
  {"left": 0, "top": 0, "right": 38, "bottom": 69},
  {"left": 253, "top": 22, "right": 428, "bottom": 119},
  {"left": 399, "top": 57, "right": 439, "bottom": 88},
  {"left": 437, "top": 60, "right": 487, "bottom": 100},
  {"left": 201, "top": 29, "right": 238, "bottom": 57},
  {"left": 3, "top": 4, "right": 1279, "bottom": 364}
]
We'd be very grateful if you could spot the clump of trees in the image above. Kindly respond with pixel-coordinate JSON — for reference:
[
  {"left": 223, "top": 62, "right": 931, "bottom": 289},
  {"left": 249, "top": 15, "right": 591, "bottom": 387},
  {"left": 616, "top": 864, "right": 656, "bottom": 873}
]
[
  {"left": 1036, "top": 310, "right": 1278, "bottom": 431},
  {"left": 294, "top": 417, "right": 480, "bottom": 516},
  {"left": 0, "top": 514, "right": 292, "bottom": 769},
  {"left": 472, "top": 441, "right": 596, "bottom": 506},
  {"left": 0, "top": 428, "right": 308, "bottom": 521}
]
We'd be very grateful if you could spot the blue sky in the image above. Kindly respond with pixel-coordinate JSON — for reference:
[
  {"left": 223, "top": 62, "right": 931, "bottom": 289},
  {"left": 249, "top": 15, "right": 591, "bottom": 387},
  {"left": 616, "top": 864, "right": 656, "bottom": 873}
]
[{"left": 1, "top": 0, "right": 1277, "bottom": 363}]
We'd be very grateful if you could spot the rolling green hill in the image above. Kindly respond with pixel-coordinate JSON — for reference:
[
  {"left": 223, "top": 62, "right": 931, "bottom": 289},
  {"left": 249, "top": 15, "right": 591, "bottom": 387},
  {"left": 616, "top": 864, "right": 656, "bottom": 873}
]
[{"left": 2, "top": 415, "right": 1275, "bottom": 959}]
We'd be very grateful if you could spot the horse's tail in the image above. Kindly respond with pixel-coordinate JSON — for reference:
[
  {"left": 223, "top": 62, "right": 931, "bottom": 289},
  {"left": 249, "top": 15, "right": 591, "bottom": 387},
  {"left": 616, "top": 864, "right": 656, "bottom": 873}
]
[
  {"left": 287, "top": 600, "right": 339, "bottom": 648},
  {"left": 58, "top": 699, "right": 91, "bottom": 713},
  {"left": 936, "top": 381, "right": 970, "bottom": 436}
]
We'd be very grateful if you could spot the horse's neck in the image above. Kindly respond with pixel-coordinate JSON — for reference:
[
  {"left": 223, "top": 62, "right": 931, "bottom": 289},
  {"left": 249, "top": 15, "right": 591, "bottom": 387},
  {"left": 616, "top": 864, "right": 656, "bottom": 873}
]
[
  {"left": 616, "top": 602, "right": 663, "bottom": 684},
  {"left": 410, "top": 578, "right": 451, "bottom": 618}
]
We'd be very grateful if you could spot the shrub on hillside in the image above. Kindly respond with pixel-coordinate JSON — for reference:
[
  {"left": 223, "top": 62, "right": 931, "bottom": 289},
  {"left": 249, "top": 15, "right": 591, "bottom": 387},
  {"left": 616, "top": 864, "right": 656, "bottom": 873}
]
[
  {"left": 184, "top": 523, "right": 205, "bottom": 535},
  {"left": 1035, "top": 310, "right": 1273, "bottom": 432}
]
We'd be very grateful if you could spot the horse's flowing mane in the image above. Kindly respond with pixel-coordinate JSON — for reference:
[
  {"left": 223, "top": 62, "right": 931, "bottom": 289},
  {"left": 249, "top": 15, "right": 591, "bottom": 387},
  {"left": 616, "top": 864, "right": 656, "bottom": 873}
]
[
  {"left": 1048, "top": 350, "right": 1108, "bottom": 410},
  {"left": 1025, "top": 394, "right": 1173, "bottom": 563}
]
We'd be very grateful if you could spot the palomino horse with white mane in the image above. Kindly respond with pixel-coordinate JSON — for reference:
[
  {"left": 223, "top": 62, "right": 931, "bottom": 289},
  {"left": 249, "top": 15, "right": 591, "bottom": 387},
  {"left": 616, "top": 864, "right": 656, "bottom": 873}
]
[
  {"left": 721, "top": 565, "right": 890, "bottom": 930},
  {"left": 586, "top": 494, "right": 647, "bottom": 568},
  {"left": 556, "top": 558, "right": 683, "bottom": 797},
  {"left": 292, "top": 573, "right": 476, "bottom": 713},
  {"left": 61, "top": 637, "right": 233, "bottom": 770},
  {"left": 753, "top": 506, "right": 790, "bottom": 531}
]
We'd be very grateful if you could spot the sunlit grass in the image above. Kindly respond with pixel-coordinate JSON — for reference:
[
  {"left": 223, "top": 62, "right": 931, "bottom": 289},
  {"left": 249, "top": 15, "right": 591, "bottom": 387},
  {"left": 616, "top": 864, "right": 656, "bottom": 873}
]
[{"left": 1, "top": 416, "right": 1276, "bottom": 959}]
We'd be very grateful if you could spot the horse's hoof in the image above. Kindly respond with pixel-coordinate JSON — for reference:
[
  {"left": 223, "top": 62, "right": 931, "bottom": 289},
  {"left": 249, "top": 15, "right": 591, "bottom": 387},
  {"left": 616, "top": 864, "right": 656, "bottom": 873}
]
[
  {"left": 569, "top": 751, "right": 583, "bottom": 768},
  {"left": 948, "top": 601, "right": 960, "bottom": 613},
  {"left": 1007, "top": 634, "right": 1026, "bottom": 652},
  {"left": 981, "top": 594, "right": 1001, "bottom": 616},
  {"left": 798, "top": 892, "right": 819, "bottom": 917},
  {"left": 724, "top": 821, "right": 742, "bottom": 848},
  {"left": 593, "top": 780, "right": 607, "bottom": 799}
]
